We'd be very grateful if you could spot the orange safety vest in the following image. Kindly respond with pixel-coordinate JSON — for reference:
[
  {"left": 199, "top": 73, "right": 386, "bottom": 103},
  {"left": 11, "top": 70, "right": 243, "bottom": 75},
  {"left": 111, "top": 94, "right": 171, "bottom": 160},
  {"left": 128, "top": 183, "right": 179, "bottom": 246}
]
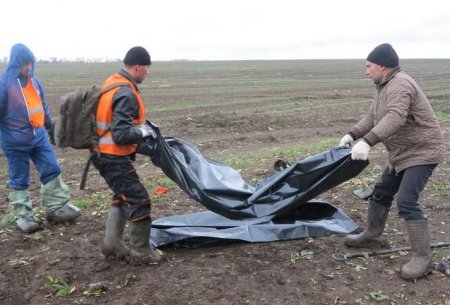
[
  {"left": 21, "top": 77, "right": 44, "bottom": 128},
  {"left": 96, "top": 73, "right": 145, "bottom": 156}
]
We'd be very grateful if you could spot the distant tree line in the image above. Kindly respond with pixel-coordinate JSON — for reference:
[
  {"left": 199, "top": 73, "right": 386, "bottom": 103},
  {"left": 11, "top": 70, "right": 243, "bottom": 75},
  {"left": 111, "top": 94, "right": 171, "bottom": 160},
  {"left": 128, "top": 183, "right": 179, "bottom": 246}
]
[{"left": 0, "top": 57, "right": 122, "bottom": 63}]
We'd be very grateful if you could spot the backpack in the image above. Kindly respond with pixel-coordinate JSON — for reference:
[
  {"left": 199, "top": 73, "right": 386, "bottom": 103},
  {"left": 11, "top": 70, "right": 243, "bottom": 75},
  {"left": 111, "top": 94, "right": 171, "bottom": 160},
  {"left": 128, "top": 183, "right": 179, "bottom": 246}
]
[
  {"left": 55, "top": 82, "right": 129, "bottom": 189},
  {"left": 55, "top": 82, "right": 129, "bottom": 149}
]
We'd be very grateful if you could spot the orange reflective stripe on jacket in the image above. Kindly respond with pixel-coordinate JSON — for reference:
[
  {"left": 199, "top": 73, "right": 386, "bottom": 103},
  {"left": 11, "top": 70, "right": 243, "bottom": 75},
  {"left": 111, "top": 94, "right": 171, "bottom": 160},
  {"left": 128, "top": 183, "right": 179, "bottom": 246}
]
[
  {"left": 96, "top": 73, "right": 145, "bottom": 155},
  {"left": 20, "top": 77, "right": 44, "bottom": 128}
]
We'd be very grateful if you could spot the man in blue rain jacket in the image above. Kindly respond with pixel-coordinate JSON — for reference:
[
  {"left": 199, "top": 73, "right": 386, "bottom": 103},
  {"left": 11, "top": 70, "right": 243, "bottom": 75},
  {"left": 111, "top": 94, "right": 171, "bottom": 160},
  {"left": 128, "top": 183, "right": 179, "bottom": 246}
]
[{"left": 0, "top": 43, "right": 80, "bottom": 233}]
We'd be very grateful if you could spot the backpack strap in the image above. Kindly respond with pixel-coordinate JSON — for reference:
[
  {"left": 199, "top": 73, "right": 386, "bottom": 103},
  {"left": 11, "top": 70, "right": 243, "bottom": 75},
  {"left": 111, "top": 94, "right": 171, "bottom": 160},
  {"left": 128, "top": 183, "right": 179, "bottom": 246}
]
[
  {"left": 95, "top": 82, "right": 131, "bottom": 142},
  {"left": 79, "top": 82, "right": 130, "bottom": 190},
  {"left": 99, "top": 81, "right": 130, "bottom": 95},
  {"left": 80, "top": 152, "right": 95, "bottom": 190}
]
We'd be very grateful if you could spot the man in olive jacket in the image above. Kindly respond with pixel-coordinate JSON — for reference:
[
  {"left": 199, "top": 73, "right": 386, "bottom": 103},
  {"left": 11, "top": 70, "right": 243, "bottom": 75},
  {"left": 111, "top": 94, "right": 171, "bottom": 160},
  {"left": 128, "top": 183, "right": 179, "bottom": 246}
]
[{"left": 339, "top": 43, "right": 445, "bottom": 280}]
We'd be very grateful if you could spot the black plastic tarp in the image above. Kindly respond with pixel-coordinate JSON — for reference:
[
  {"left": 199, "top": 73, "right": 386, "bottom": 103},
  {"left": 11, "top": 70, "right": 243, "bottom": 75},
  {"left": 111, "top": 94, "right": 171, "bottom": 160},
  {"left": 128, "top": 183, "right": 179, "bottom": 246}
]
[
  {"left": 138, "top": 123, "right": 368, "bottom": 220},
  {"left": 138, "top": 123, "right": 368, "bottom": 246},
  {"left": 150, "top": 200, "right": 358, "bottom": 247}
]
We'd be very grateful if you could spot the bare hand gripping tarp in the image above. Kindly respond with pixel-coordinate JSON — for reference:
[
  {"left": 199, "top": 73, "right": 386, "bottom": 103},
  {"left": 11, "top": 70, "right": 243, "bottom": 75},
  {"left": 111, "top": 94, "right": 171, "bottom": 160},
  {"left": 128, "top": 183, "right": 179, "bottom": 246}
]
[{"left": 138, "top": 123, "right": 368, "bottom": 246}]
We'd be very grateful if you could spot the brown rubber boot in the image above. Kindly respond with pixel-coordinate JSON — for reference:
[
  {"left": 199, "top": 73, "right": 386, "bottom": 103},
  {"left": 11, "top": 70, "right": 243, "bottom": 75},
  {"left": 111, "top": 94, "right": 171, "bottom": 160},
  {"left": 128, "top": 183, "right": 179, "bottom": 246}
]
[
  {"left": 102, "top": 206, "right": 130, "bottom": 260},
  {"left": 345, "top": 200, "right": 389, "bottom": 248},
  {"left": 400, "top": 219, "right": 431, "bottom": 280},
  {"left": 129, "top": 219, "right": 163, "bottom": 265}
]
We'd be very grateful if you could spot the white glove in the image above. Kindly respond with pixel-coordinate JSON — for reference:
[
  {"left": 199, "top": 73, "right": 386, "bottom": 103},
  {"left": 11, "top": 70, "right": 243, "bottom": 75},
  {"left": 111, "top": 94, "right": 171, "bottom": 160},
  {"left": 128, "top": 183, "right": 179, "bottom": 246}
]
[
  {"left": 351, "top": 140, "right": 371, "bottom": 160},
  {"left": 339, "top": 134, "right": 354, "bottom": 147},
  {"left": 137, "top": 124, "right": 156, "bottom": 139}
]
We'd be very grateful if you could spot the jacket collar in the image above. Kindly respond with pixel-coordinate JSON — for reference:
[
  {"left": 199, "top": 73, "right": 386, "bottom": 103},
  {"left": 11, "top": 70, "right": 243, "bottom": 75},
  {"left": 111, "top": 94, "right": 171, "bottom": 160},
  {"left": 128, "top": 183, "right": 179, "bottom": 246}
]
[
  {"left": 119, "top": 69, "right": 139, "bottom": 90},
  {"left": 377, "top": 66, "right": 401, "bottom": 88}
]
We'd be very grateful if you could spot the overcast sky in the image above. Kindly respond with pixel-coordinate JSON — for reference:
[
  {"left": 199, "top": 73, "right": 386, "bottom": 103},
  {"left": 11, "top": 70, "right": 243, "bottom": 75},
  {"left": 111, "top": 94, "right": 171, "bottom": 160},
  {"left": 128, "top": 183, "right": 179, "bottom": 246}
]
[{"left": 1, "top": 0, "right": 450, "bottom": 61}]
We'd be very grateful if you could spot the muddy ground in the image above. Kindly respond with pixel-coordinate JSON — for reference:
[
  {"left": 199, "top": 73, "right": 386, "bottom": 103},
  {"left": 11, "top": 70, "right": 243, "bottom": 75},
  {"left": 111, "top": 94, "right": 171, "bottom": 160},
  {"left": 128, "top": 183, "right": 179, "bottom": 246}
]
[{"left": 0, "top": 60, "right": 449, "bottom": 305}]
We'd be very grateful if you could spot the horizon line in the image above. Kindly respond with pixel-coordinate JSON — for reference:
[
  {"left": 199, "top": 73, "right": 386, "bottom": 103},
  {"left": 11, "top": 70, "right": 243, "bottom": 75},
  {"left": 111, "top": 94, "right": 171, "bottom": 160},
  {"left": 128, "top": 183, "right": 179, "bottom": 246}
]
[{"left": 2, "top": 58, "right": 450, "bottom": 64}]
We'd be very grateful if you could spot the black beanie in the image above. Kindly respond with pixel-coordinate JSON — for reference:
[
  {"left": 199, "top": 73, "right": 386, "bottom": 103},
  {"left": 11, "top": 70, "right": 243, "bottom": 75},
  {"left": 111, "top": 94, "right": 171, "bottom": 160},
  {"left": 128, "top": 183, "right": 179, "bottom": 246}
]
[
  {"left": 367, "top": 43, "right": 399, "bottom": 68},
  {"left": 123, "top": 46, "right": 151, "bottom": 65}
]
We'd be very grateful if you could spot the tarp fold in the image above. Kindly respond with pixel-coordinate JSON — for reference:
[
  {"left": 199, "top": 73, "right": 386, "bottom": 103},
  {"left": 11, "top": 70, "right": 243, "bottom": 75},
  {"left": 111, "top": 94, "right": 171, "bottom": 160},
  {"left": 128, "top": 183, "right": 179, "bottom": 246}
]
[{"left": 138, "top": 123, "right": 368, "bottom": 246}]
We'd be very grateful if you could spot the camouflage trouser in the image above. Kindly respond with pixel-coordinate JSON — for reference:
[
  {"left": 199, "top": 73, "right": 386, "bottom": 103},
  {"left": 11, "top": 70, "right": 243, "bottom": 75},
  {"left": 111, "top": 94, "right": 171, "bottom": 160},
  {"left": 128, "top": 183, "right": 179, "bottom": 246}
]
[{"left": 93, "top": 154, "right": 151, "bottom": 221}]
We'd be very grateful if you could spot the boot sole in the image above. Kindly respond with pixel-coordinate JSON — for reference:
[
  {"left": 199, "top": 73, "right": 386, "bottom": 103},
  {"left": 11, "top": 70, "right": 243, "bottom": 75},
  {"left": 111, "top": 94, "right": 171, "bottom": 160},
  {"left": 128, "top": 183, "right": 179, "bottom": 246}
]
[
  {"left": 344, "top": 237, "right": 389, "bottom": 248},
  {"left": 400, "top": 267, "right": 432, "bottom": 280}
]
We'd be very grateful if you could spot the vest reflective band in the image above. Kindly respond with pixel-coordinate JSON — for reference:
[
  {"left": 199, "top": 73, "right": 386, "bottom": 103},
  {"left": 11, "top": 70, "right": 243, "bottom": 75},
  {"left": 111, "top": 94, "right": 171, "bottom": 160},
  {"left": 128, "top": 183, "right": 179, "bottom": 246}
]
[
  {"left": 96, "top": 74, "right": 145, "bottom": 156},
  {"left": 20, "top": 77, "right": 44, "bottom": 128}
]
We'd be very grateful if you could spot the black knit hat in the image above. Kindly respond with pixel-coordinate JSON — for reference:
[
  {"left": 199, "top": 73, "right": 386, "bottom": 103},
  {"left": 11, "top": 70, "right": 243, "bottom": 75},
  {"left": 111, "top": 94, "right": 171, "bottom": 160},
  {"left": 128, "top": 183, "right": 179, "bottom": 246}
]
[
  {"left": 123, "top": 46, "right": 151, "bottom": 65},
  {"left": 367, "top": 43, "right": 399, "bottom": 68}
]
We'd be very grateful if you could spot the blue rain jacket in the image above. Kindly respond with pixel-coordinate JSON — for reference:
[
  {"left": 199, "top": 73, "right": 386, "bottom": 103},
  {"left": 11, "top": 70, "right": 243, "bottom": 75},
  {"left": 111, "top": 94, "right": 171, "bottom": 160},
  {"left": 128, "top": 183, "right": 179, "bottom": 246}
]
[{"left": 0, "top": 44, "right": 60, "bottom": 189}]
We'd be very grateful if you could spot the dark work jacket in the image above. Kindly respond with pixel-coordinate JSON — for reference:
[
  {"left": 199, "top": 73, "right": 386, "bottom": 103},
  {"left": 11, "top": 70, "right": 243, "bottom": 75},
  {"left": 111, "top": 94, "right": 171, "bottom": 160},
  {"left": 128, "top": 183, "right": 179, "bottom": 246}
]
[{"left": 109, "top": 70, "right": 144, "bottom": 147}]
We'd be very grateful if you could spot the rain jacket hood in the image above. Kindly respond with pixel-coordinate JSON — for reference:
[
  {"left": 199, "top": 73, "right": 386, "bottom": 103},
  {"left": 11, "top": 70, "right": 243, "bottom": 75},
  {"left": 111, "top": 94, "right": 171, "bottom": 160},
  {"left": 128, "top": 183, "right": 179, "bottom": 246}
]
[
  {"left": 0, "top": 43, "right": 52, "bottom": 149},
  {"left": 4, "top": 43, "right": 35, "bottom": 79}
]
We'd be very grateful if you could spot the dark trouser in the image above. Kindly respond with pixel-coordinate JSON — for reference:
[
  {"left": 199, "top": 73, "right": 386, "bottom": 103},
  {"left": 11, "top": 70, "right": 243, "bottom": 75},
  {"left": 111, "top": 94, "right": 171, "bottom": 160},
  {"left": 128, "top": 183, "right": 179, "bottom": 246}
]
[
  {"left": 93, "top": 154, "right": 151, "bottom": 221},
  {"left": 371, "top": 164, "right": 437, "bottom": 220}
]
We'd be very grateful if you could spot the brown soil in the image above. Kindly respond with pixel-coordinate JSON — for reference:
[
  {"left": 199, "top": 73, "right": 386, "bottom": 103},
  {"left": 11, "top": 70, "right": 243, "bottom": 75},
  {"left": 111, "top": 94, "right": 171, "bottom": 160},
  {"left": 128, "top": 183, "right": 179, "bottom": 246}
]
[{"left": 1, "top": 61, "right": 450, "bottom": 305}]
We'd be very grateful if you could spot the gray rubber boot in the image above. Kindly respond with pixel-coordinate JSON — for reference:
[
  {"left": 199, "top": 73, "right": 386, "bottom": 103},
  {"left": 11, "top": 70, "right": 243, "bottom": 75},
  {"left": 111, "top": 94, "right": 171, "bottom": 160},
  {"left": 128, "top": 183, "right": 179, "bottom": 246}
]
[
  {"left": 102, "top": 206, "right": 130, "bottom": 260},
  {"left": 41, "top": 175, "right": 80, "bottom": 223},
  {"left": 129, "top": 219, "right": 164, "bottom": 265},
  {"left": 46, "top": 203, "right": 81, "bottom": 223},
  {"left": 345, "top": 200, "right": 389, "bottom": 247},
  {"left": 400, "top": 219, "right": 431, "bottom": 280},
  {"left": 9, "top": 190, "right": 41, "bottom": 233}
]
